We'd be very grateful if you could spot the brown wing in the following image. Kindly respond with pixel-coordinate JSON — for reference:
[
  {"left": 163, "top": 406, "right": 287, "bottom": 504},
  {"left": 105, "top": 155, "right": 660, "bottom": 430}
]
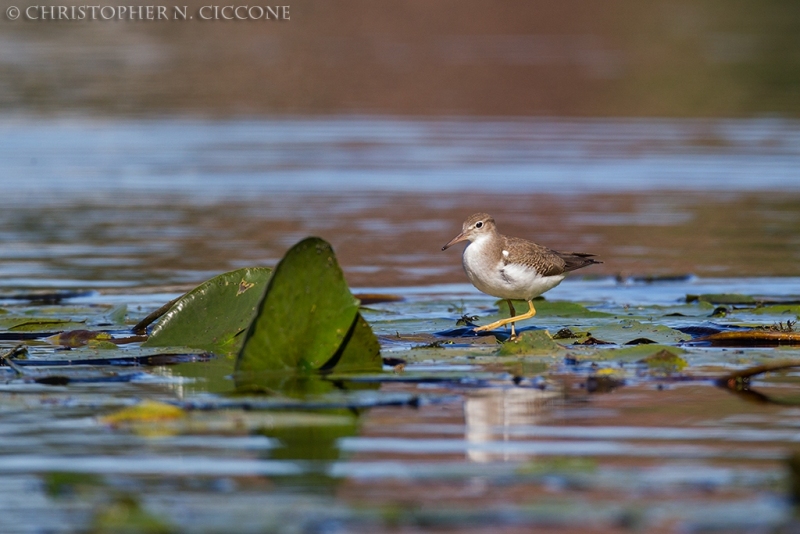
[
  {"left": 502, "top": 237, "right": 568, "bottom": 276},
  {"left": 503, "top": 236, "right": 602, "bottom": 275}
]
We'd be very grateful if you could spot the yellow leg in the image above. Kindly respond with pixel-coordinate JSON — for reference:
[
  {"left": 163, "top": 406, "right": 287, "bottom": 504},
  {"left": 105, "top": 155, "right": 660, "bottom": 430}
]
[{"left": 475, "top": 300, "right": 537, "bottom": 333}]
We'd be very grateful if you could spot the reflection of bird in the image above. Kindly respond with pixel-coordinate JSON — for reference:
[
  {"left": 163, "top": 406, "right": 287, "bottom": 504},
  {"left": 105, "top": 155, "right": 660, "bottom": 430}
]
[{"left": 442, "top": 213, "right": 601, "bottom": 337}]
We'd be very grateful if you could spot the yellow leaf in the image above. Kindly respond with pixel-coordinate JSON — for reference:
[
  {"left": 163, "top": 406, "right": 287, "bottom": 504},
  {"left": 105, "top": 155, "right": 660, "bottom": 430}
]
[{"left": 100, "top": 400, "right": 186, "bottom": 426}]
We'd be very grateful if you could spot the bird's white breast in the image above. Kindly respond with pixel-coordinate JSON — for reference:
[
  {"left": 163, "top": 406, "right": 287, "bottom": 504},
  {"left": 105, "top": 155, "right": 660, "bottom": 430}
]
[{"left": 462, "top": 237, "right": 565, "bottom": 300}]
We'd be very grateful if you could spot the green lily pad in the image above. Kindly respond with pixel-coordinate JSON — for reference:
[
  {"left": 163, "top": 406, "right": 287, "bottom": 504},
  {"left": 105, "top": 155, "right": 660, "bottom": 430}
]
[
  {"left": 107, "top": 304, "right": 128, "bottom": 325},
  {"left": 0, "top": 317, "right": 87, "bottom": 332},
  {"left": 497, "top": 330, "right": 564, "bottom": 356},
  {"left": 236, "top": 237, "right": 375, "bottom": 375},
  {"left": 639, "top": 349, "right": 688, "bottom": 374},
  {"left": 748, "top": 305, "right": 800, "bottom": 316},
  {"left": 587, "top": 319, "right": 691, "bottom": 345},
  {"left": 695, "top": 330, "right": 800, "bottom": 346},
  {"left": 593, "top": 344, "right": 687, "bottom": 362},
  {"left": 143, "top": 267, "right": 272, "bottom": 354},
  {"left": 321, "top": 312, "right": 382, "bottom": 373},
  {"left": 686, "top": 294, "right": 757, "bottom": 305},
  {"left": 496, "top": 299, "right": 612, "bottom": 318}
]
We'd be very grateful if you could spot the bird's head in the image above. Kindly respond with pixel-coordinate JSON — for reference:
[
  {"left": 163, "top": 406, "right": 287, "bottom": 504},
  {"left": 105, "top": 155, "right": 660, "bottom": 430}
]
[{"left": 441, "top": 213, "right": 496, "bottom": 250}]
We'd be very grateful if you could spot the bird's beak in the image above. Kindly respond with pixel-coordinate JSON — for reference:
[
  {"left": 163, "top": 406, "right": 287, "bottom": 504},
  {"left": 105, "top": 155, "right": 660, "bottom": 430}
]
[{"left": 441, "top": 232, "right": 467, "bottom": 251}]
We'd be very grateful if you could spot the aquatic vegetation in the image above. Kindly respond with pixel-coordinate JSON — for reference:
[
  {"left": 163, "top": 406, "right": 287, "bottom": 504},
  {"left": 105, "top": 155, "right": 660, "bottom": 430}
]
[
  {"left": 236, "top": 237, "right": 381, "bottom": 377},
  {"left": 143, "top": 266, "right": 273, "bottom": 354},
  {"left": 2, "top": 243, "right": 800, "bottom": 532}
]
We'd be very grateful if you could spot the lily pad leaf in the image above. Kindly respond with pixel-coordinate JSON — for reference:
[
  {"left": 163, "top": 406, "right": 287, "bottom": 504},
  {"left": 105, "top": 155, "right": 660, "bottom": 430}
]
[
  {"left": 593, "top": 344, "right": 687, "bottom": 362},
  {"left": 45, "top": 330, "right": 114, "bottom": 348},
  {"left": 686, "top": 294, "right": 756, "bottom": 305},
  {"left": 144, "top": 267, "right": 272, "bottom": 354},
  {"left": 498, "top": 330, "right": 563, "bottom": 356},
  {"left": 694, "top": 330, "right": 800, "bottom": 347},
  {"left": 101, "top": 400, "right": 187, "bottom": 427},
  {"left": 639, "top": 349, "right": 688, "bottom": 374},
  {"left": 588, "top": 319, "right": 691, "bottom": 345},
  {"left": 0, "top": 317, "right": 87, "bottom": 333},
  {"left": 236, "top": 237, "right": 369, "bottom": 374},
  {"left": 749, "top": 305, "right": 800, "bottom": 316},
  {"left": 496, "top": 299, "right": 612, "bottom": 318},
  {"left": 320, "top": 313, "right": 382, "bottom": 373}
]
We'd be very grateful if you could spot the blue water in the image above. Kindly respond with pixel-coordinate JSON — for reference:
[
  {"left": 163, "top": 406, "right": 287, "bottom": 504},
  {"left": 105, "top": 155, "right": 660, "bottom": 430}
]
[
  {"left": 1, "top": 116, "right": 799, "bottom": 204},
  {"left": 0, "top": 115, "right": 800, "bottom": 532}
]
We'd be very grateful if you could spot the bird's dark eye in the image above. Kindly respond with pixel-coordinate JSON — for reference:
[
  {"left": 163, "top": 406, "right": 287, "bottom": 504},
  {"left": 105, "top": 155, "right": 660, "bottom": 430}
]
[{"left": 475, "top": 221, "right": 483, "bottom": 229}]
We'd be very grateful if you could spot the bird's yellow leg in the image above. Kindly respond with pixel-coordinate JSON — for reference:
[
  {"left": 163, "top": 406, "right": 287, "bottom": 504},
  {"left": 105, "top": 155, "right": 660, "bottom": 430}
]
[
  {"left": 507, "top": 300, "right": 517, "bottom": 338},
  {"left": 475, "top": 300, "right": 537, "bottom": 333}
]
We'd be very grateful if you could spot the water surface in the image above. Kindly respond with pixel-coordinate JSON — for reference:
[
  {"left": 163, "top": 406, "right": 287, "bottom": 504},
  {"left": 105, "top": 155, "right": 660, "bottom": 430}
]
[{"left": 0, "top": 116, "right": 799, "bottom": 532}]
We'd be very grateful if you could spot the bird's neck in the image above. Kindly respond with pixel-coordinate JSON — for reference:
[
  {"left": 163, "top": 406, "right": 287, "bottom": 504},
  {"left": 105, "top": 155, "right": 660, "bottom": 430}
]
[{"left": 465, "top": 231, "right": 501, "bottom": 258}]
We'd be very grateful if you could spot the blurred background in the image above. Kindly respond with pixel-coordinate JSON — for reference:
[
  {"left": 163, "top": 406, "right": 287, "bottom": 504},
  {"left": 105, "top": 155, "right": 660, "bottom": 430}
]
[
  {"left": 0, "top": 0, "right": 799, "bottom": 288},
  {"left": 3, "top": 0, "right": 800, "bottom": 116}
]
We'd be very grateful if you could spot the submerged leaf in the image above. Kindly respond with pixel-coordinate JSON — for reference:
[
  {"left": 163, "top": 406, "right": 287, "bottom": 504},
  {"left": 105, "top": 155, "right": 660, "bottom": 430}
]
[
  {"left": 144, "top": 267, "right": 272, "bottom": 354},
  {"left": 100, "top": 400, "right": 186, "bottom": 426},
  {"left": 92, "top": 494, "right": 175, "bottom": 533}
]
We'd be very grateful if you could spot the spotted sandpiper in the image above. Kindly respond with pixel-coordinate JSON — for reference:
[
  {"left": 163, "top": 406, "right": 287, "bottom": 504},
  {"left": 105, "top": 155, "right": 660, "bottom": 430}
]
[{"left": 442, "top": 213, "right": 601, "bottom": 337}]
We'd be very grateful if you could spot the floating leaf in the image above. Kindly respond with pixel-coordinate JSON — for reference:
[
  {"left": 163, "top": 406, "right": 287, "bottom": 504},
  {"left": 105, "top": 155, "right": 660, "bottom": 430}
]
[
  {"left": 45, "top": 330, "right": 113, "bottom": 348},
  {"left": 237, "top": 237, "right": 376, "bottom": 375},
  {"left": 497, "top": 330, "right": 563, "bottom": 356},
  {"left": 8, "top": 347, "right": 210, "bottom": 367},
  {"left": 553, "top": 328, "right": 580, "bottom": 339},
  {"left": 639, "top": 349, "right": 688, "bottom": 374},
  {"left": 686, "top": 293, "right": 756, "bottom": 305},
  {"left": 107, "top": 304, "right": 128, "bottom": 325},
  {"left": 587, "top": 319, "right": 691, "bottom": 345},
  {"left": 594, "top": 344, "right": 686, "bottom": 362},
  {"left": 625, "top": 337, "right": 657, "bottom": 345},
  {"left": 695, "top": 330, "right": 800, "bottom": 347},
  {"left": 144, "top": 267, "right": 272, "bottom": 355},
  {"left": 496, "top": 299, "right": 612, "bottom": 318},
  {"left": 748, "top": 305, "right": 800, "bottom": 316},
  {"left": 0, "top": 317, "right": 87, "bottom": 333},
  {"left": 573, "top": 336, "right": 614, "bottom": 346},
  {"left": 100, "top": 400, "right": 186, "bottom": 427}
]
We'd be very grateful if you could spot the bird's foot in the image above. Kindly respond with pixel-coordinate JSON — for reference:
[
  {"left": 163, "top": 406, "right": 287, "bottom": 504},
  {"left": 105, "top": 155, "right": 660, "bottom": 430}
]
[{"left": 474, "top": 317, "right": 517, "bottom": 333}]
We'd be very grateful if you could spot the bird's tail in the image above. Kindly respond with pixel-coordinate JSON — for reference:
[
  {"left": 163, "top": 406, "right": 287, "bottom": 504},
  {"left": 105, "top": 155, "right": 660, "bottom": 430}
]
[{"left": 557, "top": 252, "right": 602, "bottom": 272}]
